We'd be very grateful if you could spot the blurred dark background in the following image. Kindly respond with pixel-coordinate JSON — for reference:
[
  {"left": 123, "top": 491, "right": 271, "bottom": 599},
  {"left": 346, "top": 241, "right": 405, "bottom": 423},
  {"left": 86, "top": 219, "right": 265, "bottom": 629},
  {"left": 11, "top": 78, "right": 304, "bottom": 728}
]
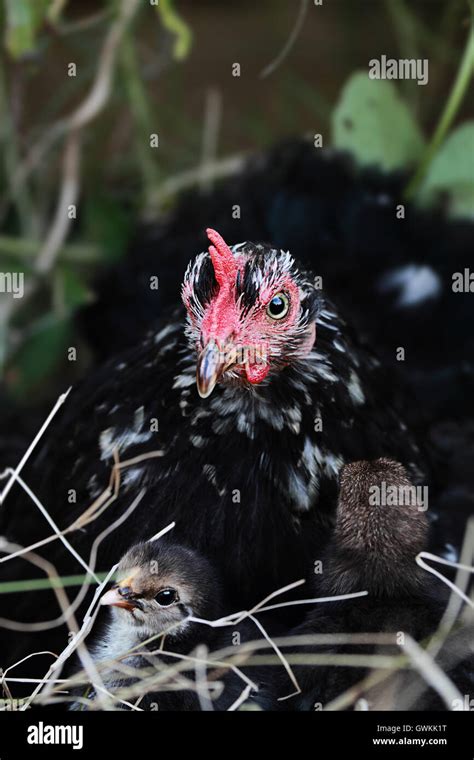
[{"left": 0, "top": 0, "right": 472, "bottom": 407}]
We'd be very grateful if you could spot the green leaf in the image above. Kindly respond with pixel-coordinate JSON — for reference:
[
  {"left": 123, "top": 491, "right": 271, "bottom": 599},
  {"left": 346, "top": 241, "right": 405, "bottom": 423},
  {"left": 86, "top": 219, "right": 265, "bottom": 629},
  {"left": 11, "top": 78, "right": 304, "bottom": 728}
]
[
  {"left": 155, "top": 0, "right": 192, "bottom": 61},
  {"left": 4, "top": 0, "right": 35, "bottom": 58},
  {"left": 4, "top": 0, "right": 49, "bottom": 58},
  {"left": 332, "top": 71, "right": 425, "bottom": 171},
  {"left": 7, "top": 313, "right": 72, "bottom": 398},
  {"left": 415, "top": 122, "right": 474, "bottom": 220}
]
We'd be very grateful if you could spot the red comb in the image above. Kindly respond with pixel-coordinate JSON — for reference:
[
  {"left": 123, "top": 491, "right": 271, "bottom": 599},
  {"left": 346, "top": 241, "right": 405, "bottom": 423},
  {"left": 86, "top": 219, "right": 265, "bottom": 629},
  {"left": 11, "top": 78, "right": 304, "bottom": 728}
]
[{"left": 206, "top": 228, "right": 237, "bottom": 288}]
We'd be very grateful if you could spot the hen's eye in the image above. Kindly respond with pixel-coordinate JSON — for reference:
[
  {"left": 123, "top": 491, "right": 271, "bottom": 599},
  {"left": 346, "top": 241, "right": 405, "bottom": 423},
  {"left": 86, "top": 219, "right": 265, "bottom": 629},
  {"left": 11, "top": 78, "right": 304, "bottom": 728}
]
[
  {"left": 267, "top": 293, "right": 289, "bottom": 320},
  {"left": 155, "top": 588, "right": 179, "bottom": 607}
]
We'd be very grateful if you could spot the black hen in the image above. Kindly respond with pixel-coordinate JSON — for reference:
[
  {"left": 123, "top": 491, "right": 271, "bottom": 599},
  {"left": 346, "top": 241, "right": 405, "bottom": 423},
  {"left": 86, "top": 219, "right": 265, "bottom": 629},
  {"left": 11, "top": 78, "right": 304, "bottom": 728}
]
[
  {"left": 80, "top": 139, "right": 474, "bottom": 424},
  {"left": 1, "top": 228, "right": 425, "bottom": 651},
  {"left": 77, "top": 142, "right": 474, "bottom": 562}
]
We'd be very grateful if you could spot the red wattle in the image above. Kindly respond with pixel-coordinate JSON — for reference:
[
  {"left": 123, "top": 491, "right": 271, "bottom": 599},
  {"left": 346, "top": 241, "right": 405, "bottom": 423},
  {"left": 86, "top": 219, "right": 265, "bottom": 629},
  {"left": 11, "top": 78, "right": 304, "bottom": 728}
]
[{"left": 245, "top": 362, "right": 270, "bottom": 384}]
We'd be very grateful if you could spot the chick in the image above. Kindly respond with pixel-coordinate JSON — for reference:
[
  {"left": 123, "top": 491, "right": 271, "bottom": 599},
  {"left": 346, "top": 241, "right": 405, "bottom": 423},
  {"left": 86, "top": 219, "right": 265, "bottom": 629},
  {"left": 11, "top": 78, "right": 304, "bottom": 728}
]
[
  {"left": 272, "top": 459, "right": 474, "bottom": 711},
  {"left": 320, "top": 458, "right": 429, "bottom": 597},
  {"left": 69, "top": 540, "right": 265, "bottom": 711}
]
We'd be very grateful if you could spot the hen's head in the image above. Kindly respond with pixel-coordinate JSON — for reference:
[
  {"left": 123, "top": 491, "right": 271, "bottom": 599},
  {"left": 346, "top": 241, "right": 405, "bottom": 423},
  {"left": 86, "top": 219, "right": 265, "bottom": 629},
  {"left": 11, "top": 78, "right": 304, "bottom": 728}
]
[{"left": 182, "top": 228, "right": 321, "bottom": 398}]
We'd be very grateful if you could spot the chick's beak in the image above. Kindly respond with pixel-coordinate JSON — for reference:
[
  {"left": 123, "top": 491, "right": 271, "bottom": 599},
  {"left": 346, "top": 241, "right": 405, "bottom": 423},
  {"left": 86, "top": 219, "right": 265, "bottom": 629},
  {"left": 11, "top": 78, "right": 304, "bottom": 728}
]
[
  {"left": 196, "top": 340, "right": 228, "bottom": 399},
  {"left": 101, "top": 579, "right": 141, "bottom": 611}
]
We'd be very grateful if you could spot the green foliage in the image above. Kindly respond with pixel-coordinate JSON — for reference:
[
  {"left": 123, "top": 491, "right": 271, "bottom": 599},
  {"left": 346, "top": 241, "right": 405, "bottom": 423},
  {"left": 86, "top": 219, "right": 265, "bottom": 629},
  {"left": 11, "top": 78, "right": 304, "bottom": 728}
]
[
  {"left": 416, "top": 122, "right": 474, "bottom": 219},
  {"left": 332, "top": 72, "right": 425, "bottom": 172},
  {"left": 154, "top": 0, "right": 192, "bottom": 61},
  {"left": 2, "top": 0, "right": 194, "bottom": 62},
  {"left": 405, "top": 8, "right": 474, "bottom": 205},
  {"left": 3, "top": 0, "right": 50, "bottom": 58},
  {"left": 332, "top": 19, "right": 474, "bottom": 220}
]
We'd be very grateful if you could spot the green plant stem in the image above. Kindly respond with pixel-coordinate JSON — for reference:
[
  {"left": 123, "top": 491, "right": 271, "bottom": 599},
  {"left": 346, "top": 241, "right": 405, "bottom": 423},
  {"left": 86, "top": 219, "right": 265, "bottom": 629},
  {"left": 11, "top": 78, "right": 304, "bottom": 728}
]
[
  {"left": 405, "top": 10, "right": 474, "bottom": 199},
  {"left": 155, "top": 0, "right": 192, "bottom": 61},
  {"left": 0, "top": 235, "right": 101, "bottom": 264},
  {"left": 0, "top": 572, "right": 111, "bottom": 595}
]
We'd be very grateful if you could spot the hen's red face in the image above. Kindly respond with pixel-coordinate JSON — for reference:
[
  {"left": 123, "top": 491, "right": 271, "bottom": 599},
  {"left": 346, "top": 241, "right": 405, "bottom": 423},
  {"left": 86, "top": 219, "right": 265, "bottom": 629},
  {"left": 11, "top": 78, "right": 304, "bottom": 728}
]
[{"left": 182, "top": 229, "right": 319, "bottom": 398}]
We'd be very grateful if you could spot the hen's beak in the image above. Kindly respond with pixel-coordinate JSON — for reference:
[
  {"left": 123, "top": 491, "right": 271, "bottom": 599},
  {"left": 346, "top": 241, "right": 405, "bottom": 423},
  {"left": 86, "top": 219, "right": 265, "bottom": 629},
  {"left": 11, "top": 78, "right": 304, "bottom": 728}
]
[
  {"left": 101, "top": 578, "right": 141, "bottom": 611},
  {"left": 196, "top": 340, "right": 228, "bottom": 399}
]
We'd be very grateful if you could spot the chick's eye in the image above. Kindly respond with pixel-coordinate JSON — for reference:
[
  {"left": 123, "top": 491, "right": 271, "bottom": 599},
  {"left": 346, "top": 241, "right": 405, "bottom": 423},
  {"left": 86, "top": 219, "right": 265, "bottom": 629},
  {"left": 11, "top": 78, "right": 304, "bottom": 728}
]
[
  {"left": 155, "top": 588, "right": 178, "bottom": 607},
  {"left": 266, "top": 292, "right": 289, "bottom": 320}
]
